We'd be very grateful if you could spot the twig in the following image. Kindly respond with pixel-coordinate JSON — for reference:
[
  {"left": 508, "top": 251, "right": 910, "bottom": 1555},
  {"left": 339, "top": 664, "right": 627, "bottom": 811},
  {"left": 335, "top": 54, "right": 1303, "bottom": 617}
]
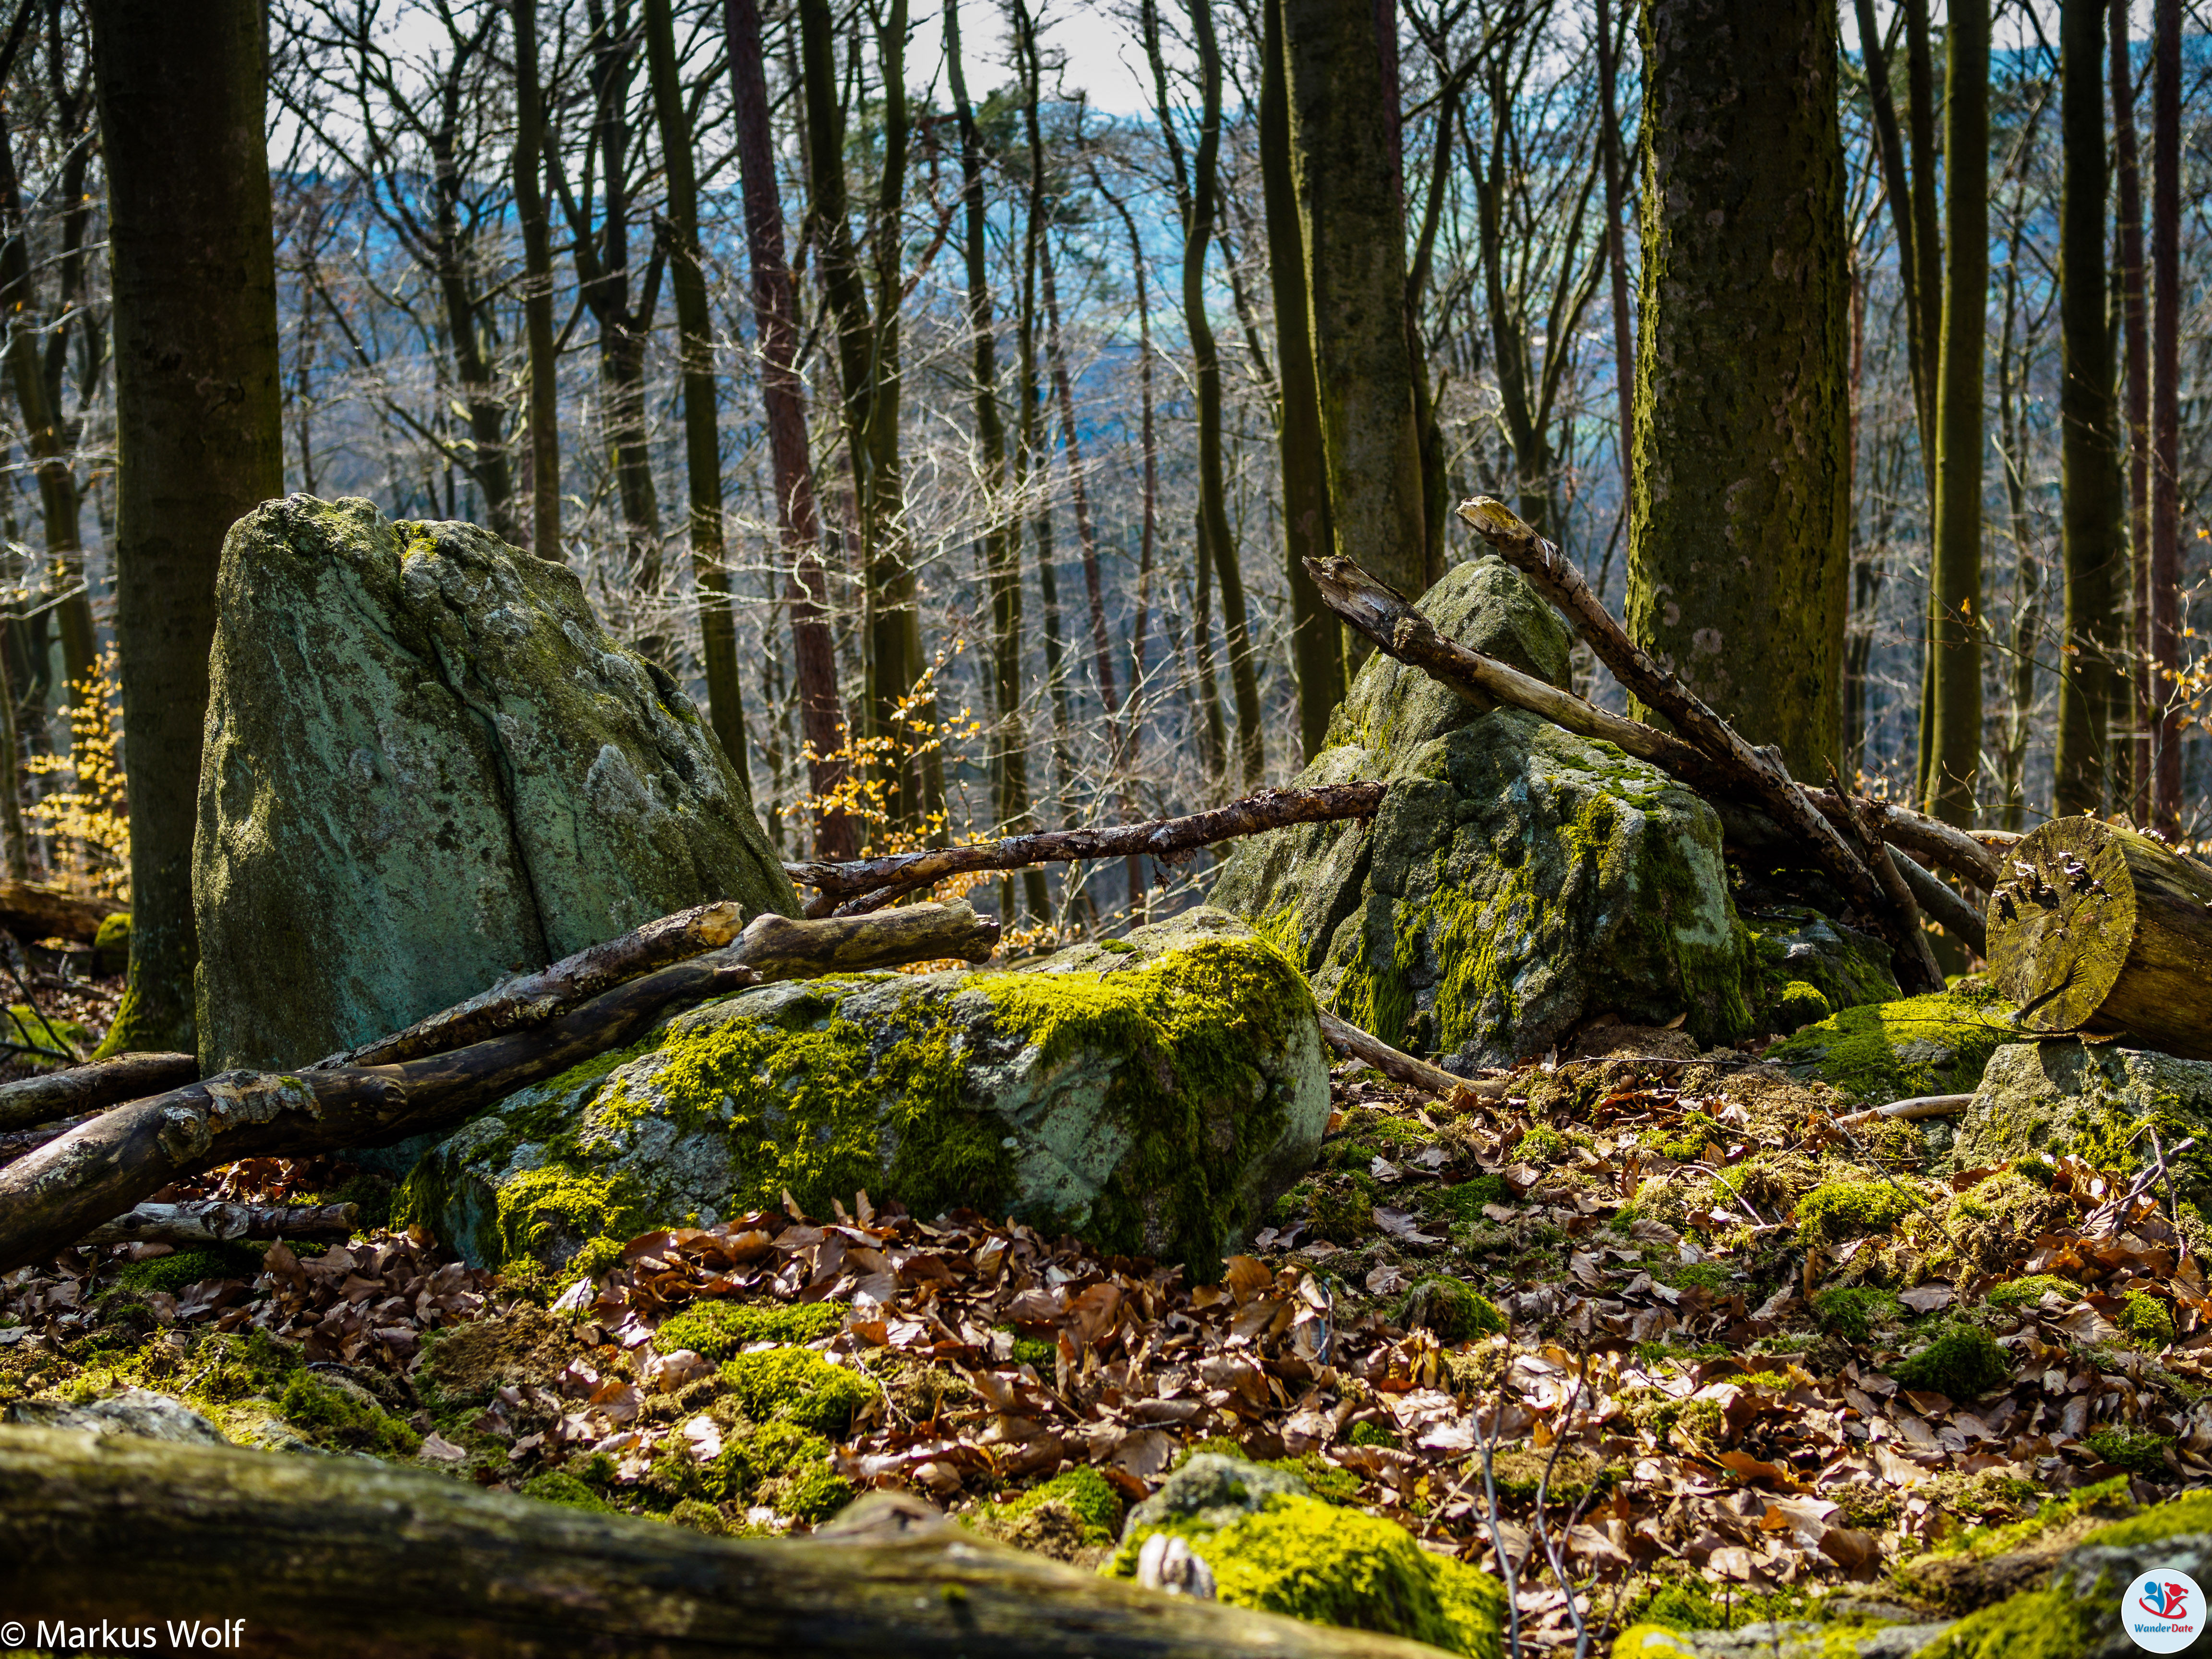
[
  {"left": 2149, "top": 1125, "right": 2185, "bottom": 1233},
  {"left": 1831, "top": 1094, "right": 1975, "bottom": 1129},
  {"left": 1319, "top": 1010, "right": 1511, "bottom": 1101}
]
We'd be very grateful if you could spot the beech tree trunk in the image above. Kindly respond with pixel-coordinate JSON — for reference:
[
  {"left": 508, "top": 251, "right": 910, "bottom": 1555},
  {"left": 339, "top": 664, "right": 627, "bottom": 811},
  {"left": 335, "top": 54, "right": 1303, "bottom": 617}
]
[
  {"left": 87, "top": 0, "right": 284, "bottom": 1056},
  {"left": 1987, "top": 817, "right": 2212, "bottom": 1061},
  {"left": 0, "top": 1431, "right": 1452, "bottom": 1659},
  {"left": 2111, "top": 0, "right": 2152, "bottom": 820},
  {"left": 2148, "top": 0, "right": 2182, "bottom": 832},
  {"left": 511, "top": 0, "right": 561, "bottom": 557}
]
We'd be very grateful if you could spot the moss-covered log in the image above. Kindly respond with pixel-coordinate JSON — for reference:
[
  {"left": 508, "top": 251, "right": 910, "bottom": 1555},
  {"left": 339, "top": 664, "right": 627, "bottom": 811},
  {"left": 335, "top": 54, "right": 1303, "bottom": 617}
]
[
  {"left": 1986, "top": 817, "right": 2212, "bottom": 1058},
  {"left": 0, "top": 1050, "right": 196, "bottom": 1133},
  {"left": 0, "top": 1428, "right": 1450, "bottom": 1658},
  {"left": 81, "top": 1199, "right": 358, "bottom": 1246},
  {"left": 0, "top": 878, "right": 124, "bottom": 944}
]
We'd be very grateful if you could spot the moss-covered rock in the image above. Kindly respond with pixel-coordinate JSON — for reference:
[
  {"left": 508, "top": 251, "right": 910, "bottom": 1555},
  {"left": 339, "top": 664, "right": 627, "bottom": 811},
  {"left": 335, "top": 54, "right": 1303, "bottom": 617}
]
[
  {"left": 1213, "top": 559, "right": 1755, "bottom": 1069},
  {"left": 192, "top": 494, "right": 797, "bottom": 1075},
  {"left": 401, "top": 909, "right": 1327, "bottom": 1277},
  {"left": 1955, "top": 1041, "right": 2212, "bottom": 1210},
  {"left": 1767, "top": 990, "right": 2016, "bottom": 1105},
  {"left": 1745, "top": 904, "right": 1902, "bottom": 1029}
]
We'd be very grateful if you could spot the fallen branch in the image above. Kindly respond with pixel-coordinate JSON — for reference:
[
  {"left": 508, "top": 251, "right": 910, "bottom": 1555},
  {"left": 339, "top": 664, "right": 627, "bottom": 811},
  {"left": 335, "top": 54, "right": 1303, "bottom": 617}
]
[
  {"left": 0, "top": 1109, "right": 94, "bottom": 1170},
  {"left": 1889, "top": 848, "right": 1987, "bottom": 959},
  {"left": 0, "top": 1051, "right": 197, "bottom": 1133},
  {"left": 1319, "top": 1010, "right": 1510, "bottom": 1102},
  {"left": 1832, "top": 1094, "right": 1974, "bottom": 1130},
  {"left": 1825, "top": 763, "right": 1946, "bottom": 989},
  {"left": 0, "top": 880, "right": 124, "bottom": 945},
  {"left": 0, "top": 903, "right": 1000, "bottom": 1273},
  {"left": 0, "top": 1428, "right": 1453, "bottom": 1659},
  {"left": 316, "top": 901, "right": 748, "bottom": 1069},
  {"left": 784, "top": 784, "right": 1390, "bottom": 918},
  {"left": 82, "top": 1200, "right": 358, "bottom": 1248}
]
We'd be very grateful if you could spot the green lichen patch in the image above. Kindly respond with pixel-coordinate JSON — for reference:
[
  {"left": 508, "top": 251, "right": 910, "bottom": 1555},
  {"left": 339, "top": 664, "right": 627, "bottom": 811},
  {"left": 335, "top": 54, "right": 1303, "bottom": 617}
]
[
  {"left": 1768, "top": 990, "right": 2016, "bottom": 1105},
  {"left": 654, "top": 1298, "right": 844, "bottom": 1359}
]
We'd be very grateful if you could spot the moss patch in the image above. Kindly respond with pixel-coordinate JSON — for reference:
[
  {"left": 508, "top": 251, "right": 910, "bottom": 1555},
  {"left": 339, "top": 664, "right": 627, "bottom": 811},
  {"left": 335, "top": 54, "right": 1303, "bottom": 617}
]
[
  {"left": 1795, "top": 1179, "right": 1917, "bottom": 1244},
  {"left": 278, "top": 1372, "right": 420, "bottom": 1457},
  {"left": 718, "top": 1346, "right": 875, "bottom": 1440},
  {"left": 113, "top": 1243, "right": 267, "bottom": 1295},
  {"left": 1892, "top": 1323, "right": 2012, "bottom": 1398},
  {"left": 1768, "top": 990, "right": 2015, "bottom": 1104},
  {"left": 1398, "top": 1279, "right": 1506, "bottom": 1344},
  {"left": 654, "top": 1299, "right": 844, "bottom": 1359}
]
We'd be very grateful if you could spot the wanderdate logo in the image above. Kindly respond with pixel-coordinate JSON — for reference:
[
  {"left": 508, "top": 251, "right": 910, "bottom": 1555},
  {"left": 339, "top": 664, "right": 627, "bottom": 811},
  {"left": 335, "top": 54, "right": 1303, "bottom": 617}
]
[{"left": 2125, "top": 1568, "right": 2206, "bottom": 1652}]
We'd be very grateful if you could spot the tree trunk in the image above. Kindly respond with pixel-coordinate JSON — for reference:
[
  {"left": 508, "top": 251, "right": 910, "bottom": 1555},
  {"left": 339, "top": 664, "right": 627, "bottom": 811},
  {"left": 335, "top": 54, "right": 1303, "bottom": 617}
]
[
  {"left": 2054, "top": 0, "right": 2128, "bottom": 818},
  {"left": 1261, "top": 0, "right": 1343, "bottom": 763},
  {"left": 1281, "top": 0, "right": 1429, "bottom": 601},
  {"left": 2148, "top": 0, "right": 2181, "bottom": 834},
  {"left": 645, "top": 0, "right": 748, "bottom": 778},
  {"left": 2110, "top": 0, "right": 2151, "bottom": 821},
  {"left": 1987, "top": 817, "right": 2212, "bottom": 1062},
  {"left": 1626, "top": 0, "right": 1851, "bottom": 785},
  {"left": 723, "top": 0, "right": 852, "bottom": 862},
  {"left": 512, "top": 0, "right": 561, "bottom": 559},
  {"left": 1038, "top": 230, "right": 1119, "bottom": 733},
  {"left": 87, "top": 0, "right": 283, "bottom": 1056},
  {"left": 0, "top": 1431, "right": 1453, "bottom": 1659},
  {"left": 1597, "top": 0, "right": 1635, "bottom": 533},
  {"left": 1924, "top": 0, "right": 1988, "bottom": 825}
]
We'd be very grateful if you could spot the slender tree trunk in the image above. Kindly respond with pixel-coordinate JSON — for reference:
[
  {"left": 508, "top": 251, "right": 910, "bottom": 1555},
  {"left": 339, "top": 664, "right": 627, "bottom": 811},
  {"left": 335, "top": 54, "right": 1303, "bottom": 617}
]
[
  {"left": 1260, "top": 0, "right": 1341, "bottom": 762},
  {"left": 1038, "top": 230, "right": 1119, "bottom": 728},
  {"left": 1852, "top": 0, "right": 1931, "bottom": 468},
  {"left": 1906, "top": 0, "right": 1944, "bottom": 802},
  {"left": 2149, "top": 0, "right": 2181, "bottom": 833},
  {"left": 1628, "top": 0, "right": 1851, "bottom": 784},
  {"left": 2055, "top": 0, "right": 2128, "bottom": 817},
  {"left": 724, "top": 0, "right": 852, "bottom": 862},
  {"left": 1995, "top": 248, "right": 2040, "bottom": 831},
  {"left": 1597, "top": 0, "right": 1635, "bottom": 529},
  {"left": 87, "top": 0, "right": 283, "bottom": 1053},
  {"left": 2111, "top": 0, "right": 2152, "bottom": 820},
  {"left": 1924, "top": 0, "right": 1988, "bottom": 826},
  {"left": 513, "top": 0, "right": 561, "bottom": 558},
  {"left": 644, "top": 0, "right": 748, "bottom": 777},
  {"left": 1281, "top": 0, "right": 1429, "bottom": 600}
]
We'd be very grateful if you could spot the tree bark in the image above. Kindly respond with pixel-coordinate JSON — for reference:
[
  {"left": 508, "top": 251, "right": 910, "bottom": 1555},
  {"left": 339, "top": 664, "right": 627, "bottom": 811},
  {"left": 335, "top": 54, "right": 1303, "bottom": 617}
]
[
  {"left": 1262, "top": 0, "right": 1343, "bottom": 764},
  {"left": 1987, "top": 817, "right": 2212, "bottom": 1061},
  {"left": 2110, "top": 0, "right": 2151, "bottom": 821},
  {"left": 0, "top": 903, "right": 999, "bottom": 1272},
  {"left": 0, "top": 1050, "right": 195, "bottom": 1134},
  {"left": 645, "top": 0, "right": 749, "bottom": 779},
  {"left": 82, "top": 1200, "right": 357, "bottom": 1248},
  {"left": 87, "top": 0, "right": 284, "bottom": 1056},
  {"left": 1596, "top": 0, "right": 1635, "bottom": 530},
  {"left": 0, "top": 1430, "right": 1454, "bottom": 1659},
  {"left": 1281, "top": 0, "right": 1430, "bottom": 601},
  {"left": 723, "top": 0, "right": 852, "bottom": 862},
  {"left": 2054, "top": 0, "right": 2128, "bottom": 817},
  {"left": 1925, "top": 0, "right": 1989, "bottom": 825},
  {"left": 2148, "top": 0, "right": 2181, "bottom": 834},
  {"left": 786, "top": 785, "right": 1387, "bottom": 916},
  {"left": 511, "top": 0, "right": 561, "bottom": 558},
  {"left": 1626, "top": 0, "right": 1850, "bottom": 786}
]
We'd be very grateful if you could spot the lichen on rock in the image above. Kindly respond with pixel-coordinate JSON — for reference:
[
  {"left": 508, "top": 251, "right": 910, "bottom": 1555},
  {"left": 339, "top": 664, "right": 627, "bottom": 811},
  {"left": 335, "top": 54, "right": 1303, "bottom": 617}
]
[
  {"left": 192, "top": 494, "right": 797, "bottom": 1075},
  {"left": 1212, "top": 556, "right": 1764, "bottom": 1070},
  {"left": 399, "top": 908, "right": 1328, "bottom": 1277},
  {"left": 1955, "top": 1041, "right": 2212, "bottom": 1212}
]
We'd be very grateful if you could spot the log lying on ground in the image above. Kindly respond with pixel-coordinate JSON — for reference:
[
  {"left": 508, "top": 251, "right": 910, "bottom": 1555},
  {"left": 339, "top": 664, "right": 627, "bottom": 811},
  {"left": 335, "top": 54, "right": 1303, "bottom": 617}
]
[
  {"left": 0, "top": 879, "right": 124, "bottom": 944},
  {"left": 316, "top": 900, "right": 748, "bottom": 1069},
  {"left": 1987, "top": 817, "right": 2212, "bottom": 1060},
  {"left": 0, "top": 902, "right": 1000, "bottom": 1273},
  {"left": 0, "top": 1427, "right": 1451, "bottom": 1659},
  {"left": 1319, "top": 1010, "right": 1510, "bottom": 1101},
  {"left": 82, "top": 1199, "right": 358, "bottom": 1247},
  {"left": 785, "top": 784, "right": 1390, "bottom": 917},
  {"left": 0, "top": 1050, "right": 196, "bottom": 1133},
  {"left": 1889, "top": 847, "right": 1987, "bottom": 958}
]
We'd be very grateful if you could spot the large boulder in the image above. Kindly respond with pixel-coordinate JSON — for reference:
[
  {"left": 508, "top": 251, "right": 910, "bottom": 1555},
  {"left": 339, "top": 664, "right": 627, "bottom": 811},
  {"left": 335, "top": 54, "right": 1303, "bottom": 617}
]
[
  {"left": 398, "top": 909, "right": 1327, "bottom": 1277},
  {"left": 193, "top": 496, "right": 798, "bottom": 1072},
  {"left": 1955, "top": 1040, "right": 2212, "bottom": 1207},
  {"left": 1212, "top": 556, "right": 1758, "bottom": 1070}
]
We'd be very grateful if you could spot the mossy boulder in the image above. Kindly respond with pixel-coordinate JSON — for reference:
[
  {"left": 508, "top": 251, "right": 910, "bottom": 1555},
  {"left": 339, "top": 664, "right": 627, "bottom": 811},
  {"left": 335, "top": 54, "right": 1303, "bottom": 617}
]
[
  {"left": 192, "top": 494, "right": 797, "bottom": 1074},
  {"left": 1212, "top": 557, "right": 1756, "bottom": 1070},
  {"left": 1955, "top": 1041, "right": 2212, "bottom": 1211},
  {"left": 1744, "top": 903, "right": 1900, "bottom": 1025},
  {"left": 1766, "top": 989, "right": 2015, "bottom": 1106},
  {"left": 399, "top": 909, "right": 1327, "bottom": 1277}
]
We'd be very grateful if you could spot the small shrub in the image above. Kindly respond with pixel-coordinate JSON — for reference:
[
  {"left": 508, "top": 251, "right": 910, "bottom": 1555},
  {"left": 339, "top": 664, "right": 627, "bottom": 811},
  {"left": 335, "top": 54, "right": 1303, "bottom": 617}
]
[
  {"left": 656, "top": 1299, "right": 844, "bottom": 1360},
  {"left": 1891, "top": 1322, "right": 2011, "bottom": 1398}
]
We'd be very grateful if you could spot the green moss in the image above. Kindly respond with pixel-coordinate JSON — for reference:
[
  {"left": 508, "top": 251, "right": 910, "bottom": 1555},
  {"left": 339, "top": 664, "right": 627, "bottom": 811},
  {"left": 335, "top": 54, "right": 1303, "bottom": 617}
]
[
  {"left": 1772, "top": 980, "right": 1831, "bottom": 1035},
  {"left": 1767, "top": 990, "right": 2014, "bottom": 1104},
  {"left": 1623, "top": 1570, "right": 1812, "bottom": 1633},
  {"left": 2084, "top": 1423, "right": 2174, "bottom": 1474},
  {"left": 1398, "top": 1279, "right": 1507, "bottom": 1344},
  {"left": 718, "top": 1346, "right": 875, "bottom": 1440},
  {"left": 2079, "top": 1490, "right": 2212, "bottom": 1547},
  {"left": 1434, "top": 1176, "right": 1515, "bottom": 1218},
  {"left": 1307, "top": 1184, "right": 1375, "bottom": 1245},
  {"left": 998, "top": 1467, "right": 1126, "bottom": 1545},
  {"left": 278, "top": 1372, "right": 421, "bottom": 1457},
  {"left": 91, "top": 911, "right": 130, "bottom": 976},
  {"left": 654, "top": 1299, "right": 843, "bottom": 1359},
  {"left": 1812, "top": 1285, "right": 1899, "bottom": 1343},
  {"left": 490, "top": 1166, "right": 656, "bottom": 1270},
  {"left": 1116, "top": 1493, "right": 1504, "bottom": 1658},
  {"left": 114, "top": 1242, "right": 267, "bottom": 1295},
  {"left": 1795, "top": 1179, "right": 1916, "bottom": 1244},
  {"left": 1518, "top": 1125, "right": 1569, "bottom": 1165},
  {"left": 1892, "top": 1322, "right": 2012, "bottom": 1398},
  {"left": 520, "top": 1470, "right": 614, "bottom": 1512},
  {"left": 1348, "top": 1420, "right": 1401, "bottom": 1449},
  {"left": 1914, "top": 1587, "right": 2105, "bottom": 1659},
  {"left": 1986, "top": 1274, "right": 2080, "bottom": 1310},
  {"left": 1922, "top": 1476, "right": 2137, "bottom": 1564},
  {"left": 189, "top": 1329, "right": 303, "bottom": 1402},
  {"left": 2116, "top": 1291, "right": 2178, "bottom": 1350},
  {"left": 1002, "top": 1332, "right": 1057, "bottom": 1371}
]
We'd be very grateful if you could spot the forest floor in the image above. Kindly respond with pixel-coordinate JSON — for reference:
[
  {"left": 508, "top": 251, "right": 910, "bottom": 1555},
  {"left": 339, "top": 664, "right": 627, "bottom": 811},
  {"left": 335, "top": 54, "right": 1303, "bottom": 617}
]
[{"left": 1, "top": 1003, "right": 2205, "bottom": 1655}]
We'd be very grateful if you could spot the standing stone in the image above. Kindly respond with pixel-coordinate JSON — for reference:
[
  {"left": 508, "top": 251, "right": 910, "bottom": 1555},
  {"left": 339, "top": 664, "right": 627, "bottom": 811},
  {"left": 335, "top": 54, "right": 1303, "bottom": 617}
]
[{"left": 193, "top": 495, "right": 798, "bottom": 1073}]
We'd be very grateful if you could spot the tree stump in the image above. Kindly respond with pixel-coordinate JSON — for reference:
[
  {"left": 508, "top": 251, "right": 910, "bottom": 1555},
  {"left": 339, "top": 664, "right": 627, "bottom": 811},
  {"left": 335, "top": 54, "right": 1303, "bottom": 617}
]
[{"left": 1986, "top": 817, "right": 2212, "bottom": 1060}]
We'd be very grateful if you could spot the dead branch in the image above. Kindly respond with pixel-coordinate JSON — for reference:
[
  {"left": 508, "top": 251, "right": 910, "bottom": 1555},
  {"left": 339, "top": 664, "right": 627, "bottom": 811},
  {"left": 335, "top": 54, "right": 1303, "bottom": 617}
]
[
  {"left": 0, "top": 1051, "right": 197, "bottom": 1133},
  {"left": 784, "top": 784, "right": 1390, "bottom": 917},
  {"left": 1832, "top": 1094, "right": 1975, "bottom": 1129},
  {"left": 0, "top": 903, "right": 1000, "bottom": 1273},
  {"left": 0, "top": 1428, "right": 1453, "bottom": 1659},
  {"left": 1319, "top": 1010, "right": 1510, "bottom": 1101},
  {"left": 1889, "top": 848, "right": 1987, "bottom": 958},
  {"left": 1825, "top": 764, "right": 1946, "bottom": 989},
  {"left": 0, "top": 880, "right": 125, "bottom": 944},
  {"left": 82, "top": 1200, "right": 359, "bottom": 1247}
]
